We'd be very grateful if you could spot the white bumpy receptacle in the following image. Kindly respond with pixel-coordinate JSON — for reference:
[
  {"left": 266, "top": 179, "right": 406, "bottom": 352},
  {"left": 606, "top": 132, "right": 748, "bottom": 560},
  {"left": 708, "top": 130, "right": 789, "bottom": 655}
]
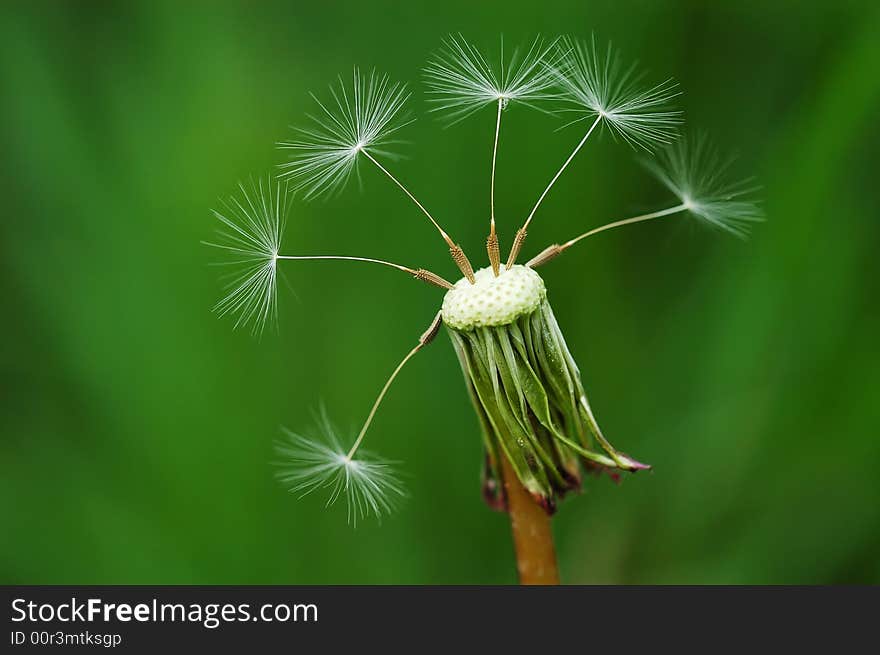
[{"left": 441, "top": 265, "right": 546, "bottom": 331}]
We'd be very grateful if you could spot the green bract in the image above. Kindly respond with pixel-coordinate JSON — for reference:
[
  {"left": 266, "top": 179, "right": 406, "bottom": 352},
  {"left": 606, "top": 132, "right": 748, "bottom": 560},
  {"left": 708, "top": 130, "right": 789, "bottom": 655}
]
[{"left": 444, "top": 268, "right": 649, "bottom": 514}]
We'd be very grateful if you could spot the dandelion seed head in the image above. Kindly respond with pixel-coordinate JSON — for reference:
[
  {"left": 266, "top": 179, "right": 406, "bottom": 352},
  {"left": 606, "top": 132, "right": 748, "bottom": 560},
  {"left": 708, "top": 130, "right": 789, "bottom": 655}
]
[
  {"left": 274, "top": 415, "right": 406, "bottom": 526},
  {"left": 423, "top": 34, "right": 558, "bottom": 124},
  {"left": 553, "top": 35, "right": 682, "bottom": 150},
  {"left": 204, "top": 178, "right": 287, "bottom": 335},
  {"left": 277, "top": 68, "right": 411, "bottom": 199},
  {"left": 642, "top": 135, "right": 764, "bottom": 238},
  {"left": 206, "top": 34, "right": 762, "bottom": 527}
]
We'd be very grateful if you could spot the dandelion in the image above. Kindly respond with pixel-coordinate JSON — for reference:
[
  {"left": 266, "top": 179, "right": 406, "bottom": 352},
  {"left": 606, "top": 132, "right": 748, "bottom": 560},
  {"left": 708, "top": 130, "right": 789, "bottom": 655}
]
[{"left": 209, "top": 34, "right": 762, "bottom": 583}]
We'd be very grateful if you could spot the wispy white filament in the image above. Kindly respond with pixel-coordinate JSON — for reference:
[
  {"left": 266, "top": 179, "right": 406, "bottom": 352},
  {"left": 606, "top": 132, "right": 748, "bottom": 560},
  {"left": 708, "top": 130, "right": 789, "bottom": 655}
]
[
  {"left": 424, "top": 34, "right": 558, "bottom": 124},
  {"left": 204, "top": 179, "right": 286, "bottom": 335},
  {"left": 278, "top": 68, "right": 411, "bottom": 199},
  {"left": 642, "top": 136, "right": 764, "bottom": 238},
  {"left": 275, "top": 416, "right": 405, "bottom": 526},
  {"left": 553, "top": 36, "right": 682, "bottom": 151}
]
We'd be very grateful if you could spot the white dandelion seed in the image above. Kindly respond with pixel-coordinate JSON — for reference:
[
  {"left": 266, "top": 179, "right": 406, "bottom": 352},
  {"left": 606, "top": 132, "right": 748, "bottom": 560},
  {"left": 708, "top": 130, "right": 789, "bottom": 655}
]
[
  {"left": 278, "top": 68, "right": 412, "bottom": 200},
  {"left": 205, "top": 179, "right": 456, "bottom": 335},
  {"left": 424, "top": 35, "right": 559, "bottom": 274},
  {"left": 423, "top": 34, "right": 558, "bottom": 124},
  {"left": 527, "top": 134, "right": 764, "bottom": 266},
  {"left": 505, "top": 35, "right": 683, "bottom": 267},
  {"left": 641, "top": 135, "right": 764, "bottom": 239},
  {"left": 553, "top": 35, "right": 682, "bottom": 151},
  {"left": 203, "top": 178, "right": 287, "bottom": 335},
  {"left": 278, "top": 67, "right": 475, "bottom": 278},
  {"left": 274, "top": 424, "right": 406, "bottom": 527},
  {"left": 273, "top": 314, "right": 440, "bottom": 525}
]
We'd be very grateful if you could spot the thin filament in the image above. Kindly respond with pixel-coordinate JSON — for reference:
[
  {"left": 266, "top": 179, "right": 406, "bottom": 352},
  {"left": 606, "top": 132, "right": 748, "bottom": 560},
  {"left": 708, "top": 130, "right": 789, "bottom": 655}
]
[
  {"left": 490, "top": 97, "right": 503, "bottom": 233},
  {"left": 276, "top": 255, "right": 453, "bottom": 290},
  {"left": 346, "top": 343, "right": 422, "bottom": 459},
  {"left": 276, "top": 254, "right": 415, "bottom": 274},
  {"left": 360, "top": 148, "right": 455, "bottom": 248},
  {"left": 561, "top": 203, "right": 687, "bottom": 250},
  {"left": 523, "top": 114, "right": 603, "bottom": 233}
]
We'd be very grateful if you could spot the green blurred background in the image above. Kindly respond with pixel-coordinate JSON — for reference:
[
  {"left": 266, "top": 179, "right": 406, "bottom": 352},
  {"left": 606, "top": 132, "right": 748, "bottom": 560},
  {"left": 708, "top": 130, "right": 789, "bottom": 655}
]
[{"left": 2, "top": 1, "right": 878, "bottom": 584}]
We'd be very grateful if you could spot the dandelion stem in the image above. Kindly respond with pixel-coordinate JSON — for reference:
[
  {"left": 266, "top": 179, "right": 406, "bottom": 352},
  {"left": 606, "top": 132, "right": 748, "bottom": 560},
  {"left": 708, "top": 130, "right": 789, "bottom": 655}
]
[
  {"left": 487, "top": 98, "right": 503, "bottom": 276},
  {"left": 560, "top": 203, "right": 688, "bottom": 250},
  {"left": 499, "top": 452, "right": 560, "bottom": 585},
  {"left": 506, "top": 114, "right": 603, "bottom": 269}
]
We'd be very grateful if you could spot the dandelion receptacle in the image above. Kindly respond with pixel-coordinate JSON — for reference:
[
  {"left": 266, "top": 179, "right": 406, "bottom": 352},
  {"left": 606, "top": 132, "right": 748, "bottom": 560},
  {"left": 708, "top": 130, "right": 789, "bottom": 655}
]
[{"left": 207, "top": 34, "right": 762, "bottom": 584}]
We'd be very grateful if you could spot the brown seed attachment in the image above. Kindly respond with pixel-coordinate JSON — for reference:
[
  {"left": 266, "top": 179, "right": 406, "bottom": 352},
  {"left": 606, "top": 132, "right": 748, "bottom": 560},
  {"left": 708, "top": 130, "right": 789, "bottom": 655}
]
[
  {"left": 449, "top": 243, "right": 476, "bottom": 283},
  {"left": 505, "top": 227, "right": 528, "bottom": 269},
  {"left": 414, "top": 268, "right": 454, "bottom": 290},
  {"left": 486, "top": 231, "right": 501, "bottom": 276},
  {"left": 419, "top": 311, "right": 444, "bottom": 346},
  {"left": 526, "top": 244, "right": 563, "bottom": 269}
]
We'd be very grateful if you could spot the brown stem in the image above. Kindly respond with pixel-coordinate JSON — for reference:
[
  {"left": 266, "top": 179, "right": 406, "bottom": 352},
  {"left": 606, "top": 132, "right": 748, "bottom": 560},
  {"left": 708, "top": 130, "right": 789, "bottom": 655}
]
[{"left": 499, "top": 454, "right": 560, "bottom": 585}]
